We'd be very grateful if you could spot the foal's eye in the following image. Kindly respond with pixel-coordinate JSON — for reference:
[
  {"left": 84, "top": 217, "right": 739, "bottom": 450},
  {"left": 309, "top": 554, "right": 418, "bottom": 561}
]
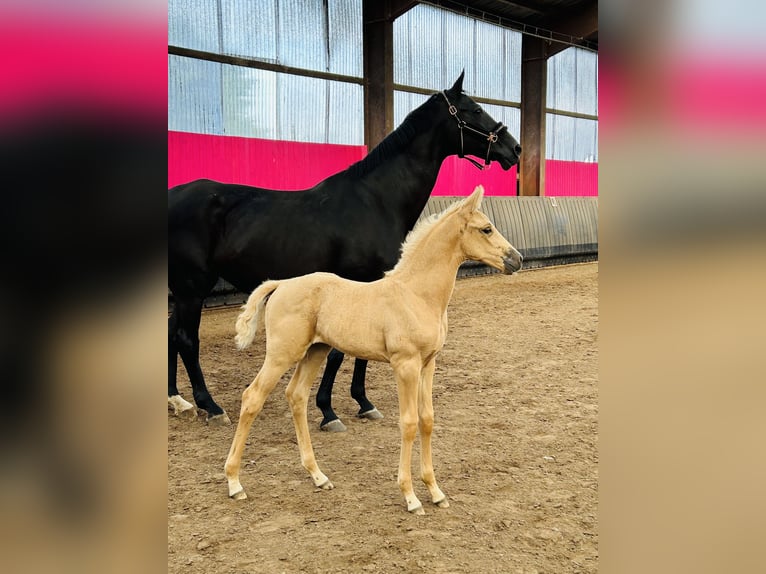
[
  {"left": 481, "top": 226, "right": 492, "bottom": 235},
  {"left": 473, "top": 107, "right": 482, "bottom": 114}
]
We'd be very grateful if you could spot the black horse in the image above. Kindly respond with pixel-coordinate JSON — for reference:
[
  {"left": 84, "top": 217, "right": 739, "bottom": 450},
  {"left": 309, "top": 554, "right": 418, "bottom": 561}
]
[{"left": 168, "top": 72, "right": 521, "bottom": 428}]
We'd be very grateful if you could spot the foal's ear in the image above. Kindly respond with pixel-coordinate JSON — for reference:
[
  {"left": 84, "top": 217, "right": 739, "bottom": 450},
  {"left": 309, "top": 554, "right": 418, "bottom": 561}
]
[
  {"left": 446, "top": 70, "right": 465, "bottom": 95},
  {"left": 460, "top": 185, "right": 484, "bottom": 215}
]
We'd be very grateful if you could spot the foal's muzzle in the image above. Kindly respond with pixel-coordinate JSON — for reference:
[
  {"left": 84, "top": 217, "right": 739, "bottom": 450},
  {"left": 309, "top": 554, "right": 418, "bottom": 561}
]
[{"left": 503, "top": 248, "right": 523, "bottom": 274}]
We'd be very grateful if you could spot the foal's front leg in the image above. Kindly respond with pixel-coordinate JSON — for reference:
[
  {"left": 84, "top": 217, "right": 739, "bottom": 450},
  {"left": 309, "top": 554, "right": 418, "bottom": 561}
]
[
  {"left": 393, "top": 358, "right": 425, "bottom": 514},
  {"left": 418, "top": 358, "right": 448, "bottom": 508}
]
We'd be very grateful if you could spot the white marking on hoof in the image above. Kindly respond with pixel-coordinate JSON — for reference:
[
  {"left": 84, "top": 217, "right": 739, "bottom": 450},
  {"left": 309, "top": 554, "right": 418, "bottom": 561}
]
[
  {"left": 358, "top": 408, "right": 384, "bottom": 420},
  {"left": 320, "top": 419, "right": 347, "bottom": 432},
  {"left": 434, "top": 497, "right": 450, "bottom": 508},
  {"left": 229, "top": 489, "right": 247, "bottom": 500},
  {"left": 408, "top": 503, "right": 425, "bottom": 515},
  {"left": 317, "top": 478, "right": 334, "bottom": 490},
  {"left": 207, "top": 412, "right": 231, "bottom": 426},
  {"left": 168, "top": 395, "right": 196, "bottom": 418}
]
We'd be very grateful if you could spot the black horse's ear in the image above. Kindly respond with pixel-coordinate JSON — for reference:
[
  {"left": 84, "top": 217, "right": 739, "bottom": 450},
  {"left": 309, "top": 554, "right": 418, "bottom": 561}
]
[{"left": 447, "top": 70, "right": 465, "bottom": 95}]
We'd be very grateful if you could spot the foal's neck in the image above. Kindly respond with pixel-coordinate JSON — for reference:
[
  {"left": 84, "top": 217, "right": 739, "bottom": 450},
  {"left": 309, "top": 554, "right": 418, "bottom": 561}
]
[{"left": 389, "top": 218, "right": 465, "bottom": 312}]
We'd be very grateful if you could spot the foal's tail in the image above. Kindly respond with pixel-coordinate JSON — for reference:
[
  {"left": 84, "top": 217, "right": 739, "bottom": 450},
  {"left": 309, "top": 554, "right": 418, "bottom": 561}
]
[{"left": 235, "top": 280, "right": 281, "bottom": 350}]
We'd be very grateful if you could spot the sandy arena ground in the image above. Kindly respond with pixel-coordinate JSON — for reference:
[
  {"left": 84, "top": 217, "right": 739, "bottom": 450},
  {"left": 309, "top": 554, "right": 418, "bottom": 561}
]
[{"left": 168, "top": 262, "right": 598, "bottom": 573}]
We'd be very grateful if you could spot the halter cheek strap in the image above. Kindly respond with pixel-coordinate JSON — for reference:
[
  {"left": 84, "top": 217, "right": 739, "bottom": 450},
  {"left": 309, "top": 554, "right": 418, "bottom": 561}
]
[{"left": 441, "top": 91, "right": 506, "bottom": 171}]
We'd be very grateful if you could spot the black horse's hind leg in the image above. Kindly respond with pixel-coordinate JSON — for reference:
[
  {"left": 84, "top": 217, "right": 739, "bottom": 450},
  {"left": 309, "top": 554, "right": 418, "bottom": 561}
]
[
  {"left": 316, "top": 351, "right": 382, "bottom": 432},
  {"left": 173, "top": 296, "right": 230, "bottom": 425},
  {"left": 350, "top": 359, "right": 382, "bottom": 420},
  {"left": 316, "top": 348, "right": 346, "bottom": 431}
]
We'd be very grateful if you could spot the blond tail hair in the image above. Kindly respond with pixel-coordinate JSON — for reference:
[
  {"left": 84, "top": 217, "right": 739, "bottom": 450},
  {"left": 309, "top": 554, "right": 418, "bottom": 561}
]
[{"left": 234, "top": 280, "right": 281, "bottom": 350}]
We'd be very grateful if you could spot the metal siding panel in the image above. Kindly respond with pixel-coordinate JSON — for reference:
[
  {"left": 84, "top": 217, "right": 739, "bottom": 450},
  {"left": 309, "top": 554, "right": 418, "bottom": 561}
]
[
  {"left": 328, "top": 0, "right": 363, "bottom": 77},
  {"left": 393, "top": 10, "right": 412, "bottom": 85},
  {"left": 547, "top": 48, "right": 577, "bottom": 113},
  {"left": 168, "top": 0, "right": 221, "bottom": 53},
  {"left": 503, "top": 28, "right": 522, "bottom": 103},
  {"left": 222, "top": 64, "right": 277, "bottom": 139},
  {"left": 277, "top": 73, "right": 328, "bottom": 142},
  {"left": 328, "top": 81, "right": 364, "bottom": 144},
  {"left": 278, "top": 0, "right": 328, "bottom": 72},
  {"left": 408, "top": 5, "right": 444, "bottom": 91},
  {"left": 168, "top": 55, "right": 224, "bottom": 135},
  {"left": 574, "top": 117, "right": 598, "bottom": 162},
  {"left": 474, "top": 20, "right": 505, "bottom": 99},
  {"left": 441, "top": 9, "right": 475, "bottom": 91},
  {"left": 576, "top": 48, "right": 598, "bottom": 116},
  {"left": 220, "top": 0, "right": 278, "bottom": 61}
]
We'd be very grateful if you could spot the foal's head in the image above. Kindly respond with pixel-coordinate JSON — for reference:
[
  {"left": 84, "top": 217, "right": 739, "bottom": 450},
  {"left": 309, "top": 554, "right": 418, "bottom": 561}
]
[{"left": 457, "top": 186, "right": 523, "bottom": 274}]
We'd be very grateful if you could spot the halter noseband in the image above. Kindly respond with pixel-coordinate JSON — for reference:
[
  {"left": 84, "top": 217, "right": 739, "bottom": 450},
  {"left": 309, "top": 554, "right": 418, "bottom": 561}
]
[{"left": 441, "top": 90, "right": 506, "bottom": 170}]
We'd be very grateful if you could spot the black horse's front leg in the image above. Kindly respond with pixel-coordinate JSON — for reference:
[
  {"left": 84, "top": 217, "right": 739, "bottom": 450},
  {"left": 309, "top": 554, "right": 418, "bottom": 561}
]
[
  {"left": 316, "top": 348, "right": 346, "bottom": 431},
  {"left": 349, "top": 359, "right": 382, "bottom": 420}
]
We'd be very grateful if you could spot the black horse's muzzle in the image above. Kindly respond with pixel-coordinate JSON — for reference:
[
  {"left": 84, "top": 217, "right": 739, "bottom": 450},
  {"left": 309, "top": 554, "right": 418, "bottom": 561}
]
[
  {"left": 503, "top": 247, "right": 523, "bottom": 274},
  {"left": 495, "top": 131, "right": 522, "bottom": 171}
]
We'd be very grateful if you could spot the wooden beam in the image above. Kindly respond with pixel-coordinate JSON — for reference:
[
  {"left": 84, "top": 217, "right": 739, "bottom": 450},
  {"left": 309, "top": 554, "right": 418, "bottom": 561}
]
[
  {"left": 543, "top": 0, "right": 598, "bottom": 57},
  {"left": 362, "top": 1, "right": 416, "bottom": 149},
  {"left": 363, "top": 0, "right": 397, "bottom": 150},
  {"left": 519, "top": 35, "right": 547, "bottom": 196}
]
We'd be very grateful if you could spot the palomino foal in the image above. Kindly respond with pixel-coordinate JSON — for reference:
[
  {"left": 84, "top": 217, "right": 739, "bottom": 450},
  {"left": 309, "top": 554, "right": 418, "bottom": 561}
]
[{"left": 224, "top": 186, "right": 522, "bottom": 514}]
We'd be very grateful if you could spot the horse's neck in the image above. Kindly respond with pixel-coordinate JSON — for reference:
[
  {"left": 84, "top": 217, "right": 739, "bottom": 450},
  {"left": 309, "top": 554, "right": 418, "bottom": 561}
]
[{"left": 359, "top": 124, "right": 451, "bottom": 225}]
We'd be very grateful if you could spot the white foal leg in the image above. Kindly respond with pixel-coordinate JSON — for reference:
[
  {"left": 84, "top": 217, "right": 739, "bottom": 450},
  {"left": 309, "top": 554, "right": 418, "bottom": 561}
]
[
  {"left": 418, "top": 358, "right": 448, "bottom": 508},
  {"left": 393, "top": 358, "right": 424, "bottom": 514},
  {"left": 285, "top": 344, "right": 334, "bottom": 490},
  {"left": 224, "top": 358, "right": 290, "bottom": 500},
  {"left": 168, "top": 394, "right": 196, "bottom": 419}
]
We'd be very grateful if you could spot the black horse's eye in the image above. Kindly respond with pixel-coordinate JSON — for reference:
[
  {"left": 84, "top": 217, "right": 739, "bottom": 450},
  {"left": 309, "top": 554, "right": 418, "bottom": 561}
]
[
  {"left": 473, "top": 107, "right": 482, "bottom": 114},
  {"left": 481, "top": 226, "right": 492, "bottom": 235}
]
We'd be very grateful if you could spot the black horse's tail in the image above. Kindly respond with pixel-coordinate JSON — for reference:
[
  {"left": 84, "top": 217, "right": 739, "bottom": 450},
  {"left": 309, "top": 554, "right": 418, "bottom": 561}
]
[{"left": 235, "top": 281, "right": 281, "bottom": 350}]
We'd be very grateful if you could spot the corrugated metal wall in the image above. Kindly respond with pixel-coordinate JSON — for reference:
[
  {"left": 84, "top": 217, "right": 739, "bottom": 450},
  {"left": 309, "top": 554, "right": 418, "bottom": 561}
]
[
  {"left": 168, "top": 0, "right": 364, "bottom": 145},
  {"left": 546, "top": 47, "right": 599, "bottom": 165},
  {"left": 393, "top": 4, "right": 522, "bottom": 133},
  {"left": 168, "top": 0, "right": 598, "bottom": 197}
]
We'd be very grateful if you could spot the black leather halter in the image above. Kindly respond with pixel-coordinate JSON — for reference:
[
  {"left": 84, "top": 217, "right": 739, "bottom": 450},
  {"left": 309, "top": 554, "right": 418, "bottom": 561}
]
[{"left": 441, "top": 91, "right": 507, "bottom": 170}]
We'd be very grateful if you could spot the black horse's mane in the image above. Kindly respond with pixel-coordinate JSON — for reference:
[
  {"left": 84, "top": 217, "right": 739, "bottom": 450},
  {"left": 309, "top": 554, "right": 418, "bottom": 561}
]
[{"left": 347, "top": 94, "right": 439, "bottom": 178}]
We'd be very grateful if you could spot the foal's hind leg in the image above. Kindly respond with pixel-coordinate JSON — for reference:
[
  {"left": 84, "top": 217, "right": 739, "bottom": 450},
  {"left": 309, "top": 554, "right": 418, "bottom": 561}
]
[
  {"left": 224, "top": 357, "right": 291, "bottom": 500},
  {"left": 286, "top": 344, "right": 334, "bottom": 489},
  {"left": 418, "top": 358, "right": 448, "bottom": 508}
]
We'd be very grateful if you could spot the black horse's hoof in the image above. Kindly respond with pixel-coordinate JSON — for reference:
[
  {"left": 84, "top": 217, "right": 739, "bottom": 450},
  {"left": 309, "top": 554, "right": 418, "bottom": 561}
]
[
  {"left": 320, "top": 419, "right": 347, "bottom": 432},
  {"left": 357, "top": 408, "right": 383, "bottom": 420}
]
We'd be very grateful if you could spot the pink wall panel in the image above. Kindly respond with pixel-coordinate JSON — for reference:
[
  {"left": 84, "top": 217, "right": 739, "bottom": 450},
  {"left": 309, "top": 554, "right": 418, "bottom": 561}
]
[
  {"left": 168, "top": 131, "right": 367, "bottom": 190},
  {"left": 168, "top": 132, "right": 597, "bottom": 197},
  {"left": 545, "top": 159, "right": 598, "bottom": 197},
  {"left": 431, "top": 156, "right": 518, "bottom": 196}
]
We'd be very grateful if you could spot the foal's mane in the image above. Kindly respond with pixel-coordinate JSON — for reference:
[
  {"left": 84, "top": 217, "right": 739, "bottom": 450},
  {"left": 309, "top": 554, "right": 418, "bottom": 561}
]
[
  {"left": 347, "top": 95, "right": 438, "bottom": 178},
  {"left": 385, "top": 198, "right": 465, "bottom": 276}
]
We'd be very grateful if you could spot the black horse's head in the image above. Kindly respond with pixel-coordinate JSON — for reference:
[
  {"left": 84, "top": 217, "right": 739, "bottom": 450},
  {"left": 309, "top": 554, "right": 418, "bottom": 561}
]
[{"left": 440, "top": 71, "right": 522, "bottom": 170}]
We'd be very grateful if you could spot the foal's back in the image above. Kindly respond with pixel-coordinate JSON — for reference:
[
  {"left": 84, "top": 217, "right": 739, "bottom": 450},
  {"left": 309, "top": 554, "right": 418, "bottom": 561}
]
[{"left": 265, "top": 272, "right": 442, "bottom": 364}]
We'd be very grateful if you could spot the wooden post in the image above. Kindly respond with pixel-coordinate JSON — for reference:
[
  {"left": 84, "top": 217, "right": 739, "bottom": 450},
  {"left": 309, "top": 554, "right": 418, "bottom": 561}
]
[
  {"left": 520, "top": 35, "right": 547, "bottom": 196},
  {"left": 362, "top": 0, "right": 394, "bottom": 150}
]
